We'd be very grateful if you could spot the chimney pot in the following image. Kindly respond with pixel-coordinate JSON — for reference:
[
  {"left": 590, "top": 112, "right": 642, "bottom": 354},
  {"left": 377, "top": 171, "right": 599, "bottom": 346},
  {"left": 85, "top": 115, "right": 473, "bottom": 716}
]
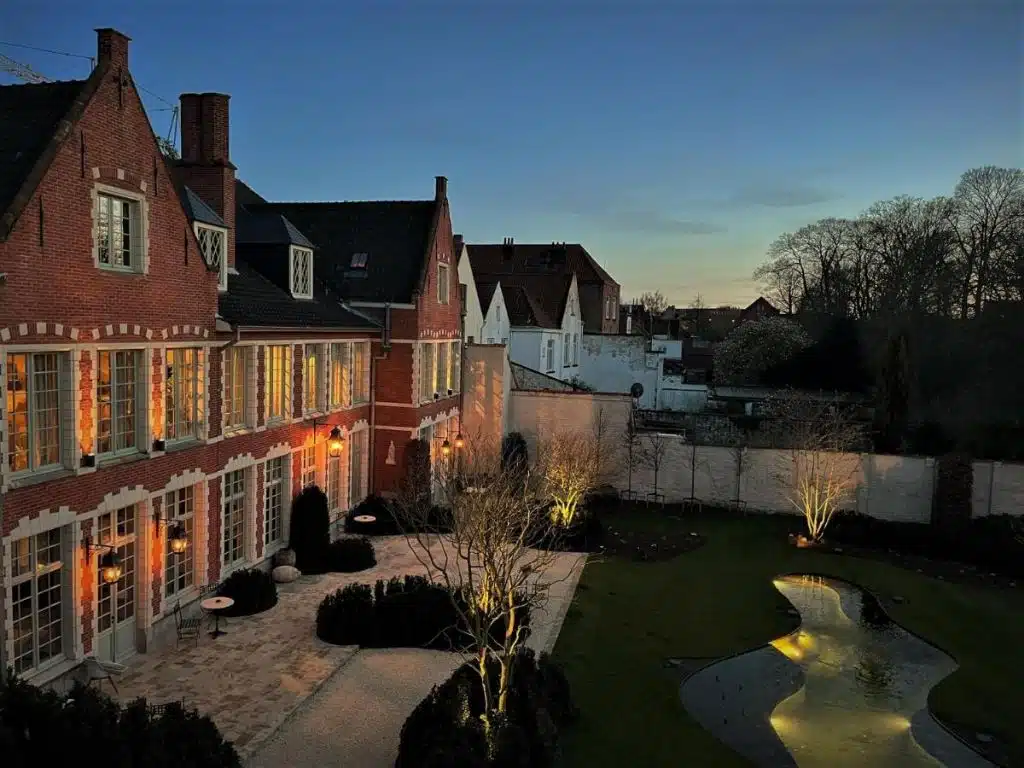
[
  {"left": 435, "top": 175, "right": 448, "bottom": 201},
  {"left": 96, "top": 28, "right": 131, "bottom": 68}
]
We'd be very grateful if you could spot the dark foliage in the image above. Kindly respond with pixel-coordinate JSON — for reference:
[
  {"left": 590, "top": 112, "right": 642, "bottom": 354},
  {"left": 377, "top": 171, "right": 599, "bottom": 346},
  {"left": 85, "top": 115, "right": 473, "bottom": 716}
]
[
  {"left": 501, "top": 433, "right": 529, "bottom": 477},
  {"left": 406, "top": 437, "right": 432, "bottom": 503},
  {"left": 316, "top": 575, "right": 531, "bottom": 651},
  {"left": 328, "top": 536, "right": 377, "bottom": 572},
  {"left": 906, "top": 421, "right": 956, "bottom": 456},
  {"left": 0, "top": 673, "right": 240, "bottom": 768},
  {"left": 396, "top": 648, "right": 577, "bottom": 768},
  {"left": 761, "top": 316, "right": 873, "bottom": 394},
  {"left": 289, "top": 485, "right": 331, "bottom": 574},
  {"left": 932, "top": 452, "right": 974, "bottom": 540},
  {"left": 216, "top": 567, "right": 277, "bottom": 617},
  {"left": 872, "top": 332, "right": 911, "bottom": 453},
  {"left": 827, "top": 510, "right": 1023, "bottom": 578},
  {"left": 344, "top": 494, "right": 399, "bottom": 535}
]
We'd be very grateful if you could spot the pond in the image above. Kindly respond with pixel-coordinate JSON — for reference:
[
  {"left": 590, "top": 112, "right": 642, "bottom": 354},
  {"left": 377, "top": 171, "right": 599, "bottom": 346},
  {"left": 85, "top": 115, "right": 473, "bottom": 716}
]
[{"left": 679, "top": 574, "right": 994, "bottom": 767}]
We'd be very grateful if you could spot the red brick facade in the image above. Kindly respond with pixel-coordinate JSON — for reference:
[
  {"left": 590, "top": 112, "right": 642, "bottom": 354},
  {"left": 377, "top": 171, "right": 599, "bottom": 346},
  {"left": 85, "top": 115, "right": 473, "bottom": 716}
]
[{"left": 0, "top": 29, "right": 464, "bottom": 680}]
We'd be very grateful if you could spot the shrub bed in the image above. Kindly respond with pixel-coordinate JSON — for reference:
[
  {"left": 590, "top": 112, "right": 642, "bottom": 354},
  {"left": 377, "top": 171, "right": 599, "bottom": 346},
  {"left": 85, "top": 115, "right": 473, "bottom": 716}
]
[
  {"left": 216, "top": 567, "right": 278, "bottom": 617},
  {"left": 526, "top": 508, "right": 604, "bottom": 553},
  {"left": 0, "top": 673, "right": 240, "bottom": 767},
  {"left": 396, "top": 648, "right": 577, "bottom": 768},
  {"left": 316, "top": 574, "right": 531, "bottom": 651},
  {"left": 328, "top": 536, "right": 377, "bottom": 573},
  {"left": 827, "top": 511, "right": 1024, "bottom": 578}
]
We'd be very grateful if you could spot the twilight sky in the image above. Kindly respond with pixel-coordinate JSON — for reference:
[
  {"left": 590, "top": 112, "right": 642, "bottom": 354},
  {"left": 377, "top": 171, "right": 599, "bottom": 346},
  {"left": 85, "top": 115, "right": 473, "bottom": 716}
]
[{"left": 4, "top": 0, "right": 1022, "bottom": 306}]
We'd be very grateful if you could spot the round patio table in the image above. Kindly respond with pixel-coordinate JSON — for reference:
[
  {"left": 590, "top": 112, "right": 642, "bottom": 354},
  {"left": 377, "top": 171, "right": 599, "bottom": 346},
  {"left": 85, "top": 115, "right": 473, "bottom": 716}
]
[
  {"left": 201, "top": 596, "right": 234, "bottom": 638},
  {"left": 354, "top": 514, "right": 377, "bottom": 524}
]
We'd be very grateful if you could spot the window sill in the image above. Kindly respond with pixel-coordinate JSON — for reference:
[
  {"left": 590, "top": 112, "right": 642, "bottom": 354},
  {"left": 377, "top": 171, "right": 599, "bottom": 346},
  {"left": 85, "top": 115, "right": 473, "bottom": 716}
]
[
  {"left": 164, "top": 438, "right": 201, "bottom": 454},
  {"left": 6, "top": 466, "right": 76, "bottom": 490},
  {"left": 21, "top": 656, "right": 79, "bottom": 687},
  {"left": 98, "top": 265, "right": 143, "bottom": 276},
  {"left": 98, "top": 451, "right": 147, "bottom": 469},
  {"left": 223, "top": 426, "right": 256, "bottom": 439}
]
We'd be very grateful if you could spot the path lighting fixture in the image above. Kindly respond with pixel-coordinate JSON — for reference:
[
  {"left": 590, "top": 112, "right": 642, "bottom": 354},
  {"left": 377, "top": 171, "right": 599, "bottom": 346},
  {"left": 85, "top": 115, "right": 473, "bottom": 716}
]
[
  {"left": 328, "top": 426, "right": 344, "bottom": 458},
  {"left": 441, "top": 438, "right": 452, "bottom": 457},
  {"left": 454, "top": 433, "right": 465, "bottom": 450}
]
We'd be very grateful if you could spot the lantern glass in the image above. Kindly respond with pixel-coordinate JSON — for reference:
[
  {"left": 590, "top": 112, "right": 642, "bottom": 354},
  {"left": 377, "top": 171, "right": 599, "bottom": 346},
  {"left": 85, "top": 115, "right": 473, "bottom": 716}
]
[
  {"left": 454, "top": 433, "right": 465, "bottom": 450},
  {"left": 169, "top": 523, "right": 188, "bottom": 554},
  {"left": 441, "top": 439, "right": 452, "bottom": 457},
  {"left": 99, "top": 551, "right": 122, "bottom": 584},
  {"left": 328, "top": 426, "right": 344, "bottom": 458}
]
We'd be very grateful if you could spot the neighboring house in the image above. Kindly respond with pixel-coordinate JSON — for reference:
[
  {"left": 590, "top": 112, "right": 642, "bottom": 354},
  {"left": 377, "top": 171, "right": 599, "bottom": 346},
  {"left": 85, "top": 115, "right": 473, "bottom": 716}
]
[
  {"left": 467, "top": 239, "right": 620, "bottom": 334},
  {"left": 455, "top": 234, "right": 484, "bottom": 344},
  {"left": 477, "top": 281, "right": 510, "bottom": 345},
  {"left": 487, "top": 272, "right": 584, "bottom": 382},
  {"left": 0, "top": 29, "right": 459, "bottom": 684},
  {"left": 239, "top": 177, "right": 463, "bottom": 493},
  {"left": 737, "top": 296, "right": 780, "bottom": 325}
]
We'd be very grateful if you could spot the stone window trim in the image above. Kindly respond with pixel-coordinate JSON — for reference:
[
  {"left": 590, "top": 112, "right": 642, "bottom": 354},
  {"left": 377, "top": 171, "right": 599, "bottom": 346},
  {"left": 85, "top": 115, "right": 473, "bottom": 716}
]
[
  {"left": 264, "top": 344, "right": 294, "bottom": 425},
  {"left": 437, "top": 263, "right": 450, "bottom": 305},
  {"left": 215, "top": 453, "right": 258, "bottom": 577},
  {"left": 290, "top": 246, "right": 313, "bottom": 300},
  {"left": 91, "top": 182, "right": 150, "bottom": 275},
  {"left": 164, "top": 346, "right": 207, "bottom": 446},
  {"left": 415, "top": 340, "right": 460, "bottom": 405},
  {"left": 194, "top": 222, "right": 229, "bottom": 291},
  {"left": 222, "top": 345, "right": 257, "bottom": 436},
  {"left": 152, "top": 471, "right": 209, "bottom": 619},
  {"left": 95, "top": 347, "right": 150, "bottom": 461}
]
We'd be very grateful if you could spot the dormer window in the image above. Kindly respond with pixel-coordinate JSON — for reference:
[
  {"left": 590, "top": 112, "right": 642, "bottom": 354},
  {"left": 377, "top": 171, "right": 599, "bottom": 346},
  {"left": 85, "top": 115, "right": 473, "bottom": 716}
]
[
  {"left": 290, "top": 246, "right": 313, "bottom": 299},
  {"left": 351, "top": 252, "right": 368, "bottom": 269},
  {"left": 196, "top": 224, "right": 228, "bottom": 291}
]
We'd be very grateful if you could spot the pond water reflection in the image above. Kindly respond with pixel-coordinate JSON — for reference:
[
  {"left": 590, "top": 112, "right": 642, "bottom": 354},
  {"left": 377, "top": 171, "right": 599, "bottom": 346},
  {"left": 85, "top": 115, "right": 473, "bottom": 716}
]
[{"left": 679, "top": 574, "right": 994, "bottom": 768}]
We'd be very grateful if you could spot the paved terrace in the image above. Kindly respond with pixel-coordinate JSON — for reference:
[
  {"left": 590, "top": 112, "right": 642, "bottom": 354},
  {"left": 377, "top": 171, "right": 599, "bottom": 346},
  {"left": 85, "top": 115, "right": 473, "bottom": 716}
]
[{"left": 112, "top": 536, "right": 585, "bottom": 764}]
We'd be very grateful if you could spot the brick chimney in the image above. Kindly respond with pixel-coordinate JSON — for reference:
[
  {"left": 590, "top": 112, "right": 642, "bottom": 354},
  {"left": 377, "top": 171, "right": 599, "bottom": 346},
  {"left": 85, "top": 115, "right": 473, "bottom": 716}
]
[
  {"left": 96, "top": 28, "right": 130, "bottom": 68},
  {"left": 435, "top": 175, "right": 447, "bottom": 202},
  {"left": 177, "top": 92, "right": 236, "bottom": 269}
]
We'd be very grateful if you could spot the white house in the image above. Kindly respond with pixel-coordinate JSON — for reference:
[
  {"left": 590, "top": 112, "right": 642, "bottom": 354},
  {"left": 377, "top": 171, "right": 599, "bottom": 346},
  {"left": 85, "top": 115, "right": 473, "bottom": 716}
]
[
  {"left": 456, "top": 236, "right": 484, "bottom": 343},
  {"left": 477, "top": 281, "right": 510, "bottom": 345},
  {"left": 498, "top": 273, "right": 584, "bottom": 382}
]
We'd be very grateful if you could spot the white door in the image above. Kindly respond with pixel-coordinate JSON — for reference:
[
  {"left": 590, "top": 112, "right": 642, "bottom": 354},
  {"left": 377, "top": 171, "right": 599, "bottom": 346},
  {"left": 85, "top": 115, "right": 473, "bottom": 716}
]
[{"left": 95, "top": 504, "right": 138, "bottom": 663}]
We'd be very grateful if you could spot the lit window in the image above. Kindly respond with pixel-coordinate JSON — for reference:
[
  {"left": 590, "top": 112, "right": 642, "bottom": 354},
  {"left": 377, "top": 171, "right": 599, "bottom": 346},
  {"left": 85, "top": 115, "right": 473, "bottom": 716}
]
[
  {"left": 303, "top": 344, "right": 323, "bottom": 413},
  {"left": 329, "top": 342, "right": 350, "bottom": 408},
  {"left": 223, "top": 346, "right": 250, "bottom": 432},
  {"left": 351, "top": 252, "right": 368, "bottom": 268},
  {"left": 196, "top": 224, "right": 228, "bottom": 290},
  {"left": 301, "top": 445, "right": 317, "bottom": 488},
  {"left": 222, "top": 470, "right": 246, "bottom": 567},
  {"left": 6, "top": 351, "right": 70, "bottom": 473},
  {"left": 266, "top": 345, "right": 293, "bottom": 422},
  {"left": 165, "top": 348, "right": 206, "bottom": 442},
  {"left": 328, "top": 452, "right": 348, "bottom": 524},
  {"left": 437, "top": 263, "right": 450, "bottom": 304},
  {"left": 97, "top": 350, "right": 143, "bottom": 455},
  {"left": 164, "top": 487, "right": 195, "bottom": 597},
  {"left": 351, "top": 342, "right": 370, "bottom": 405},
  {"left": 9, "top": 528, "right": 66, "bottom": 675},
  {"left": 436, "top": 342, "right": 449, "bottom": 393},
  {"left": 264, "top": 457, "right": 285, "bottom": 546},
  {"left": 349, "top": 429, "right": 368, "bottom": 507},
  {"left": 96, "top": 193, "right": 142, "bottom": 271},
  {"left": 290, "top": 246, "right": 313, "bottom": 299},
  {"left": 419, "top": 344, "right": 435, "bottom": 403},
  {"left": 96, "top": 506, "right": 136, "bottom": 639}
]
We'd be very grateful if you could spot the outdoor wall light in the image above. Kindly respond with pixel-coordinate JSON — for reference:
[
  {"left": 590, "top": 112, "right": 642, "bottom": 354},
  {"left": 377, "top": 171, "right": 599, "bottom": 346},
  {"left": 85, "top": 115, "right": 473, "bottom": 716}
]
[
  {"left": 82, "top": 536, "right": 123, "bottom": 584},
  {"left": 454, "top": 433, "right": 465, "bottom": 450},
  {"left": 152, "top": 511, "right": 189, "bottom": 554},
  {"left": 441, "top": 439, "right": 452, "bottom": 457},
  {"left": 328, "top": 426, "right": 344, "bottom": 458}
]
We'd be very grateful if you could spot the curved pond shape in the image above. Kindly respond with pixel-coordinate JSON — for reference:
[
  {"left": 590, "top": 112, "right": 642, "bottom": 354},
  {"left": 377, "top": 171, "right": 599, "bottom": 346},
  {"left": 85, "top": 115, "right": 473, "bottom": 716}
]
[{"left": 679, "top": 574, "right": 995, "bottom": 768}]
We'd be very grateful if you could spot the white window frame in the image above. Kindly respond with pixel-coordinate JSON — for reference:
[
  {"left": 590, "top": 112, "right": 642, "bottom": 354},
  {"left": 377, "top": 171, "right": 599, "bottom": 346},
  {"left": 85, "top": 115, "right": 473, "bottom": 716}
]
[
  {"left": 419, "top": 343, "right": 436, "bottom": 403},
  {"left": 290, "top": 246, "right": 313, "bottom": 300},
  {"left": 195, "top": 223, "right": 228, "bottom": 291},
  {"left": 329, "top": 342, "right": 351, "bottom": 409},
  {"left": 8, "top": 528, "right": 68, "bottom": 676},
  {"left": 573, "top": 333, "right": 579, "bottom": 366},
  {"left": 97, "top": 349, "right": 145, "bottom": 457},
  {"left": 436, "top": 342, "right": 449, "bottom": 394},
  {"left": 437, "top": 263, "right": 450, "bottom": 304},
  {"left": 264, "top": 457, "right": 286, "bottom": 547},
  {"left": 5, "top": 351, "right": 71, "bottom": 476},
  {"left": 164, "top": 486, "right": 195, "bottom": 598},
  {"left": 165, "top": 347, "right": 206, "bottom": 444},
  {"left": 222, "top": 469, "right": 247, "bottom": 568},
  {"left": 223, "top": 346, "right": 252, "bottom": 432},
  {"left": 93, "top": 184, "right": 148, "bottom": 274},
  {"left": 348, "top": 429, "right": 368, "bottom": 507},
  {"left": 450, "top": 341, "right": 461, "bottom": 394},
  {"left": 545, "top": 339, "right": 555, "bottom": 373},
  {"left": 327, "top": 451, "right": 348, "bottom": 526},
  {"left": 301, "top": 445, "right": 317, "bottom": 488},
  {"left": 351, "top": 341, "right": 370, "bottom": 405},
  {"left": 563, "top": 334, "right": 570, "bottom": 367},
  {"left": 303, "top": 344, "right": 323, "bottom": 414},
  {"left": 266, "top": 345, "right": 293, "bottom": 423}
]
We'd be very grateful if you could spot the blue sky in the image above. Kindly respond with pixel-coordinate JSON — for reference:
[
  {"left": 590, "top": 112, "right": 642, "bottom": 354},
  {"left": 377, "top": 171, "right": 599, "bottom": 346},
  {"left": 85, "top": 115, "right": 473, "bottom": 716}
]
[{"left": 4, "top": 1, "right": 1022, "bottom": 306}]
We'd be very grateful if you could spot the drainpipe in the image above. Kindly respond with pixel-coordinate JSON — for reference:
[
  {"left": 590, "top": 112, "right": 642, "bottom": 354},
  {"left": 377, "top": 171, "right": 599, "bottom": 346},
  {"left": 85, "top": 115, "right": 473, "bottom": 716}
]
[
  {"left": 369, "top": 304, "right": 391, "bottom": 494},
  {"left": 219, "top": 323, "right": 241, "bottom": 349}
]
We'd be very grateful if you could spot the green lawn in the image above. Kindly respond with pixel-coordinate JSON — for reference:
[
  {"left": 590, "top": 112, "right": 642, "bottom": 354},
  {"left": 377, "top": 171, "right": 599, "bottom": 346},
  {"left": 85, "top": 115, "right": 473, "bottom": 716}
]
[{"left": 553, "top": 510, "right": 1024, "bottom": 767}]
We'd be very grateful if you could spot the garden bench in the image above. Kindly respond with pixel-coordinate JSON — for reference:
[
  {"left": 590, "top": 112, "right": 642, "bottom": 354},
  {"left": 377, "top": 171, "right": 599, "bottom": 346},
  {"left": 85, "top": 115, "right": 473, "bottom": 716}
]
[{"left": 174, "top": 601, "right": 202, "bottom": 648}]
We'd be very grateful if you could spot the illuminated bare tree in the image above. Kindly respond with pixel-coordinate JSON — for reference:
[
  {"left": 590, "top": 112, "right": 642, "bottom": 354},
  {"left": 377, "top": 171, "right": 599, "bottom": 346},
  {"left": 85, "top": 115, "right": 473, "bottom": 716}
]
[
  {"left": 764, "top": 392, "right": 867, "bottom": 542},
  {"left": 539, "top": 431, "right": 601, "bottom": 526},
  {"left": 642, "top": 432, "right": 674, "bottom": 505},
  {"left": 392, "top": 436, "right": 572, "bottom": 732}
]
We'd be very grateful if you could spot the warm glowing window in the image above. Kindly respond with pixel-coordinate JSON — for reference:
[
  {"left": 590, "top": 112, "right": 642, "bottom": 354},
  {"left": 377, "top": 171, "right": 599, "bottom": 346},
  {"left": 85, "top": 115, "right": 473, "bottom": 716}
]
[
  {"left": 97, "top": 350, "right": 143, "bottom": 455},
  {"left": 436, "top": 342, "right": 449, "bottom": 393},
  {"left": 264, "top": 457, "right": 285, "bottom": 546},
  {"left": 96, "top": 506, "right": 136, "bottom": 635},
  {"left": 329, "top": 342, "right": 351, "bottom": 408},
  {"left": 222, "top": 470, "right": 246, "bottom": 567},
  {"left": 223, "top": 346, "right": 250, "bottom": 431},
  {"left": 266, "top": 345, "right": 293, "bottom": 422},
  {"left": 165, "top": 348, "right": 206, "bottom": 442},
  {"left": 164, "top": 486, "right": 195, "bottom": 597},
  {"left": 5, "top": 351, "right": 70, "bottom": 473},
  {"left": 351, "top": 342, "right": 370, "bottom": 404},
  {"left": 9, "top": 528, "right": 66, "bottom": 675},
  {"left": 303, "top": 344, "right": 323, "bottom": 413},
  {"left": 419, "top": 344, "right": 435, "bottom": 403}
]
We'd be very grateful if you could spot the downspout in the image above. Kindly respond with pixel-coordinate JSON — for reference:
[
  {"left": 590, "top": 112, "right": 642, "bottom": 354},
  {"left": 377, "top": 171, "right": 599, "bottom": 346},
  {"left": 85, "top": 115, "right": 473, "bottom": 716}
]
[
  {"left": 219, "top": 323, "right": 241, "bottom": 349},
  {"left": 369, "top": 304, "right": 391, "bottom": 494}
]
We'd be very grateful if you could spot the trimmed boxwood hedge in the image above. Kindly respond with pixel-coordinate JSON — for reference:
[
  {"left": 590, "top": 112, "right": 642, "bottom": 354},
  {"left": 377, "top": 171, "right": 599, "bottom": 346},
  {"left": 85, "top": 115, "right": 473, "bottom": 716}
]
[
  {"left": 216, "top": 567, "right": 278, "bottom": 617},
  {"left": 316, "top": 574, "right": 531, "bottom": 651},
  {"left": 396, "top": 648, "right": 577, "bottom": 768},
  {"left": 328, "top": 536, "right": 376, "bottom": 573},
  {"left": 290, "top": 485, "right": 331, "bottom": 574},
  {"left": 0, "top": 672, "right": 240, "bottom": 767}
]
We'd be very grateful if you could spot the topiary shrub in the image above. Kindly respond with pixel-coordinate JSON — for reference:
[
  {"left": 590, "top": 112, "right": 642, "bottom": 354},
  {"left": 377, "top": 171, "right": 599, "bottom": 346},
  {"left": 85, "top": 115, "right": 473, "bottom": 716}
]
[
  {"left": 328, "top": 536, "right": 377, "bottom": 573},
  {"left": 932, "top": 452, "right": 973, "bottom": 541},
  {"left": 216, "top": 567, "right": 278, "bottom": 616},
  {"left": 316, "top": 583, "right": 374, "bottom": 645},
  {"left": 290, "top": 485, "right": 331, "bottom": 574},
  {"left": 0, "top": 672, "right": 240, "bottom": 768}
]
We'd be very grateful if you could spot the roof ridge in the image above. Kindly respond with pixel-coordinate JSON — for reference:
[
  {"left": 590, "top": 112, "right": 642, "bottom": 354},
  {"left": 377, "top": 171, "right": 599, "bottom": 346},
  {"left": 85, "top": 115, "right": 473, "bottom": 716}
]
[{"left": 255, "top": 199, "right": 433, "bottom": 206}]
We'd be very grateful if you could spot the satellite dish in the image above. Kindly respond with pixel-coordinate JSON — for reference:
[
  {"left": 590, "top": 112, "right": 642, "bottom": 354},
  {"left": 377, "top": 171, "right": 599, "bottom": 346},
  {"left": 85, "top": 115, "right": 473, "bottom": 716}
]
[{"left": 630, "top": 382, "right": 644, "bottom": 399}]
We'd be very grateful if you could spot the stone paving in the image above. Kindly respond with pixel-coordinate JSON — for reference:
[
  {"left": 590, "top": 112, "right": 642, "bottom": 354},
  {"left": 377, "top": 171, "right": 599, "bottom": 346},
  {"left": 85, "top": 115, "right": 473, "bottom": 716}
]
[{"left": 112, "top": 536, "right": 585, "bottom": 765}]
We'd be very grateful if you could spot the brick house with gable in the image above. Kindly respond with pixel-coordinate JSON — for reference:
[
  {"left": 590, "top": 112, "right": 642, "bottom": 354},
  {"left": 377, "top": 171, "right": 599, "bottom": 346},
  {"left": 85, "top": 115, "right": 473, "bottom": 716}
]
[{"left": 0, "top": 28, "right": 451, "bottom": 685}]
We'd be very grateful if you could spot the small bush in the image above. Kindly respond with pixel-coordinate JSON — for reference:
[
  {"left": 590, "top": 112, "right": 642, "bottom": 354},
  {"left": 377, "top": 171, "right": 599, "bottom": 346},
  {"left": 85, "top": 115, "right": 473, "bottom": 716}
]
[
  {"left": 0, "top": 672, "right": 240, "bottom": 768},
  {"left": 396, "top": 649, "right": 576, "bottom": 768},
  {"left": 216, "top": 567, "right": 278, "bottom": 617},
  {"left": 316, "top": 575, "right": 531, "bottom": 651},
  {"left": 932, "top": 452, "right": 973, "bottom": 539},
  {"left": 328, "top": 536, "right": 376, "bottom": 573},
  {"left": 290, "top": 485, "right": 331, "bottom": 574}
]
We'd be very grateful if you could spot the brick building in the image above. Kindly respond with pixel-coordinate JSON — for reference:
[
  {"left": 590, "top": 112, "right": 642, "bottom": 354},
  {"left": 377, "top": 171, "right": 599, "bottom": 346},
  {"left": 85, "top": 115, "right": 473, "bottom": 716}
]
[{"left": 0, "top": 28, "right": 462, "bottom": 683}]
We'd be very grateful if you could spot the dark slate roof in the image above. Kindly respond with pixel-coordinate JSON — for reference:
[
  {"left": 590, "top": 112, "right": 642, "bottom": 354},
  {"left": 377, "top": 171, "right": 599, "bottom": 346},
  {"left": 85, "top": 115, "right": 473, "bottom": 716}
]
[
  {"left": 236, "top": 205, "right": 313, "bottom": 247},
  {"left": 0, "top": 79, "right": 87, "bottom": 229},
  {"left": 495, "top": 274, "right": 571, "bottom": 329},
  {"left": 501, "top": 282, "right": 557, "bottom": 328},
  {"left": 235, "top": 178, "right": 268, "bottom": 206},
  {"left": 182, "top": 186, "right": 225, "bottom": 227},
  {"left": 510, "top": 361, "right": 576, "bottom": 392},
  {"left": 246, "top": 201, "right": 437, "bottom": 303},
  {"left": 467, "top": 242, "right": 617, "bottom": 287},
  {"left": 476, "top": 281, "right": 499, "bottom": 314},
  {"left": 219, "top": 258, "right": 379, "bottom": 329}
]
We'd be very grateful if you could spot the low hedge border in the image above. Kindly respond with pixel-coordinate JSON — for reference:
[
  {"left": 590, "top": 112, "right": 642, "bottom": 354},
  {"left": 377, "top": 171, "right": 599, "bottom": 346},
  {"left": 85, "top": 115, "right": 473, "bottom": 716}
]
[{"left": 216, "top": 567, "right": 278, "bottom": 617}]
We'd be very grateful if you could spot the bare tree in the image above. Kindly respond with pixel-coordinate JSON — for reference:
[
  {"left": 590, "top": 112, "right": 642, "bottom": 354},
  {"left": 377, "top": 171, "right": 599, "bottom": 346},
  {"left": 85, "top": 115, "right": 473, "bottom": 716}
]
[
  {"left": 642, "top": 432, "right": 674, "bottom": 505},
  {"left": 763, "top": 392, "right": 867, "bottom": 542},
  {"left": 621, "top": 416, "right": 644, "bottom": 501},
  {"left": 538, "top": 431, "right": 601, "bottom": 527},
  {"left": 690, "top": 293, "right": 707, "bottom": 338},
  {"left": 729, "top": 433, "right": 749, "bottom": 509},
  {"left": 392, "top": 436, "right": 573, "bottom": 733},
  {"left": 638, "top": 290, "right": 668, "bottom": 339}
]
